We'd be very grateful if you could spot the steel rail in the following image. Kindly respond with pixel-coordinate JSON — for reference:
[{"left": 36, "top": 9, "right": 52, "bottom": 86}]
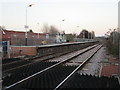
[
  {"left": 3, "top": 52, "right": 62, "bottom": 72},
  {"left": 3, "top": 41, "right": 97, "bottom": 66},
  {"left": 3, "top": 44, "right": 98, "bottom": 74},
  {"left": 54, "top": 45, "right": 103, "bottom": 90},
  {"left": 3, "top": 51, "right": 60, "bottom": 66},
  {"left": 3, "top": 50, "right": 73, "bottom": 73},
  {"left": 4, "top": 44, "right": 98, "bottom": 89},
  {"left": 3, "top": 59, "right": 24, "bottom": 66},
  {"left": 3, "top": 51, "right": 77, "bottom": 73},
  {"left": 2, "top": 41, "right": 98, "bottom": 67}
]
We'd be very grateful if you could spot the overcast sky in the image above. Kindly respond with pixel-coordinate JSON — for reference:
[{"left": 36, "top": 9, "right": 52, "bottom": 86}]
[{"left": 1, "top": 0, "right": 119, "bottom": 36}]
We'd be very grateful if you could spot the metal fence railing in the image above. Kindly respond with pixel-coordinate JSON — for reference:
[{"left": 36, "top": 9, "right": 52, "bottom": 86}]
[{"left": 10, "top": 37, "right": 56, "bottom": 46}]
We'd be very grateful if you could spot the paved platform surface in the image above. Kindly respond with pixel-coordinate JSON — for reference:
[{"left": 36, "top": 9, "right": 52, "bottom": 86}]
[{"left": 100, "top": 55, "right": 119, "bottom": 77}]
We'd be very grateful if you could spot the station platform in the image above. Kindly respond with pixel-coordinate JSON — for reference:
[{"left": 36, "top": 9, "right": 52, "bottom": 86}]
[{"left": 100, "top": 56, "right": 119, "bottom": 77}]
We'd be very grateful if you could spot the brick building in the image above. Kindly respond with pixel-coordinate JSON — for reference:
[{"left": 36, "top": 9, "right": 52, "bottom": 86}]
[
  {"left": 1, "top": 30, "right": 66, "bottom": 58},
  {"left": 2, "top": 30, "right": 46, "bottom": 46}
]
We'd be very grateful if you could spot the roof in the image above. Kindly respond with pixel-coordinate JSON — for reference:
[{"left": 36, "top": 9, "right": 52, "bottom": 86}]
[
  {"left": 2, "top": 30, "right": 46, "bottom": 40},
  {"left": 2, "top": 30, "right": 45, "bottom": 35}
]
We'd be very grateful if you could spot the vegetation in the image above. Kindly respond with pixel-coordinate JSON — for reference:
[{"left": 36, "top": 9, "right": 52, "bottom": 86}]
[
  {"left": 0, "top": 26, "right": 6, "bottom": 30},
  {"left": 105, "top": 29, "right": 119, "bottom": 57},
  {"left": 49, "top": 25, "right": 59, "bottom": 36},
  {"left": 41, "top": 23, "right": 60, "bottom": 37}
]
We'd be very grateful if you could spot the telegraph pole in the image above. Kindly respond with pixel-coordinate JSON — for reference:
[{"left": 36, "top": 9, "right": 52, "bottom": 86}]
[
  {"left": 118, "top": 1, "right": 120, "bottom": 77},
  {"left": 0, "top": 26, "right": 2, "bottom": 90}
]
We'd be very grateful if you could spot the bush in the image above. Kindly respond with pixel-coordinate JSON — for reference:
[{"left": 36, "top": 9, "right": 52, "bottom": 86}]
[{"left": 106, "top": 33, "right": 119, "bottom": 58}]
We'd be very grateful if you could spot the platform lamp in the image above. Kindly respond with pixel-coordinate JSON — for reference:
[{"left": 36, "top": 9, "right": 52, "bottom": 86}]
[
  {"left": 60, "top": 19, "right": 65, "bottom": 31},
  {"left": 25, "top": 4, "right": 34, "bottom": 46}
]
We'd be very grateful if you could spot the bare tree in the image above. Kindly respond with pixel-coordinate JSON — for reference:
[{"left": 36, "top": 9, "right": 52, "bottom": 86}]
[
  {"left": 41, "top": 23, "right": 49, "bottom": 33},
  {"left": 49, "top": 25, "right": 59, "bottom": 36},
  {"left": 0, "top": 26, "right": 6, "bottom": 30}
]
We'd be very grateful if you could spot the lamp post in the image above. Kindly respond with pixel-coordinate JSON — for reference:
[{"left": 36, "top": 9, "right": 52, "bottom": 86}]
[
  {"left": 59, "top": 19, "right": 65, "bottom": 42},
  {"left": 25, "top": 4, "right": 34, "bottom": 46},
  {"left": 60, "top": 19, "right": 65, "bottom": 31},
  {"left": 37, "top": 23, "right": 40, "bottom": 39},
  {"left": 76, "top": 26, "right": 80, "bottom": 41},
  {"left": 76, "top": 25, "right": 79, "bottom": 32}
]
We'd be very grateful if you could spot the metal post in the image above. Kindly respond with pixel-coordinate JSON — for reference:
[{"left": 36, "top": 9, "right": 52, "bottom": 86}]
[
  {"left": 119, "top": 37, "right": 120, "bottom": 77},
  {"left": 7, "top": 41, "right": 10, "bottom": 58},
  {"left": 0, "top": 27, "right": 2, "bottom": 90},
  {"left": 25, "top": 4, "right": 34, "bottom": 46},
  {"left": 113, "top": 29, "right": 115, "bottom": 45},
  {"left": 118, "top": 29, "right": 120, "bottom": 77},
  {"left": 118, "top": 1, "right": 120, "bottom": 77},
  {"left": 60, "top": 19, "right": 65, "bottom": 31},
  {"left": 37, "top": 23, "right": 40, "bottom": 39},
  {"left": 25, "top": 7, "right": 28, "bottom": 46}
]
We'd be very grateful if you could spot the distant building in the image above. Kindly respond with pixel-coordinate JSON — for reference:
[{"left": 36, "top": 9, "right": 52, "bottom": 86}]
[
  {"left": 56, "top": 32, "right": 66, "bottom": 43},
  {"left": 2, "top": 30, "right": 46, "bottom": 46},
  {"left": 91, "top": 31, "right": 95, "bottom": 39},
  {"left": 2, "top": 29, "right": 66, "bottom": 46},
  {"left": 65, "top": 34, "right": 75, "bottom": 42},
  {"left": 78, "top": 30, "right": 95, "bottom": 39}
]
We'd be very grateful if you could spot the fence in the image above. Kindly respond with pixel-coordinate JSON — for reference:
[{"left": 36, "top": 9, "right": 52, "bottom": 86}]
[{"left": 10, "top": 36, "right": 56, "bottom": 46}]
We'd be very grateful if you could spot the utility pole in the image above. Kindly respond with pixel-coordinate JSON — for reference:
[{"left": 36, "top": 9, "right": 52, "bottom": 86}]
[
  {"left": 118, "top": 1, "right": 120, "bottom": 77},
  {"left": 113, "top": 29, "right": 116, "bottom": 45},
  {"left": 0, "top": 26, "right": 2, "bottom": 90},
  {"left": 119, "top": 33, "right": 120, "bottom": 77}
]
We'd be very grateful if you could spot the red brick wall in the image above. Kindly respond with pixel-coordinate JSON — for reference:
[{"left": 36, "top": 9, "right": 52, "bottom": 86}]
[{"left": 10, "top": 46, "right": 37, "bottom": 57}]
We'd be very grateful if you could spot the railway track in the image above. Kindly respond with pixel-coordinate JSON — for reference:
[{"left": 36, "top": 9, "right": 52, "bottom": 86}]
[
  {"left": 54, "top": 45, "right": 102, "bottom": 89},
  {"left": 2, "top": 45, "right": 99, "bottom": 87},
  {"left": 3, "top": 44, "right": 98, "bottom": 75},
  {"left": 3, "top": 44, "right": 102, "bottom": 89},
  {"left": 3, "top": 44, "right": 98, "bottom": 86},
  {"left": 3, "top": 50, "right": 75, "bottom": 72},
  {"left": 3, "top": 44, "right": 97, "bottom": 74}
]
